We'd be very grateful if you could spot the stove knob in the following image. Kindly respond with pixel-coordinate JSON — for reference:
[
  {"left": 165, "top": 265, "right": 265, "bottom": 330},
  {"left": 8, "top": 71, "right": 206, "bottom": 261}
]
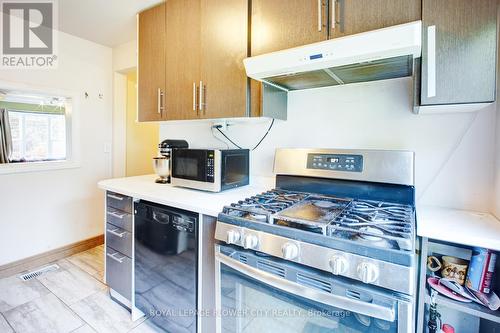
[
  {"left": 226, "top": 230, "right": 241, "bottom": 245},
  {"left": 357, "top": 262, "right": 379, "bottom": 284},
  {"left": 243, "top": 234, "right": 259, "bottom": 250},
  {"left": 329, "top": 255, "right": 348, "bottom": 275},
  {"left": 281, "top": 242, "right": 299, "bottom": 260}
]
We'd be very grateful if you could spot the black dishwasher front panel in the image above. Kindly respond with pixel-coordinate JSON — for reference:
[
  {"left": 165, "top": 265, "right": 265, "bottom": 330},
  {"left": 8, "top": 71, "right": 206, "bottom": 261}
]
[{"left": 134, "top": 200, "right": 197, "bottom": 333}]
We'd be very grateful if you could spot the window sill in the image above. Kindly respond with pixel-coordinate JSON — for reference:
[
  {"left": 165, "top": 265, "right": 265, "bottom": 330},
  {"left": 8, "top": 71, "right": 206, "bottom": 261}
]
[{"left": 0, "top": 159, "right": 80, "bottom": 175}]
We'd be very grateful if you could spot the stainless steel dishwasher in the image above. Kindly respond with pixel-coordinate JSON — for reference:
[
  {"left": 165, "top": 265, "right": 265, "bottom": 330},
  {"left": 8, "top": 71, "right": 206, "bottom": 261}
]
[{"left": 134, "top": 200, "right": 198, "bottom": 333}]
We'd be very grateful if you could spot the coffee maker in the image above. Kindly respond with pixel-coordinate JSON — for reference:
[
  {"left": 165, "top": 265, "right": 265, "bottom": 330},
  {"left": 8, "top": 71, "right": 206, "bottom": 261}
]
[{"left": 153, "top": 139, "right": 188, "bottom": 184}]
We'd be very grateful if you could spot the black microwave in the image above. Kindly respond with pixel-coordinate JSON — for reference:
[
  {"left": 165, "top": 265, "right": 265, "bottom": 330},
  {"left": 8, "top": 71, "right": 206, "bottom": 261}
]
[{"left": 171, "top": 149, "right": 249, "bottom": 192}]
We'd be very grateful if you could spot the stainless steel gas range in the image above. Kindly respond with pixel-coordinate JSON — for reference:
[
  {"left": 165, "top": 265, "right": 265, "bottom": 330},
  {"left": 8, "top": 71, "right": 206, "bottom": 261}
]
[{"left": 214, "top": 149, "right": 417, "bottom": 333}]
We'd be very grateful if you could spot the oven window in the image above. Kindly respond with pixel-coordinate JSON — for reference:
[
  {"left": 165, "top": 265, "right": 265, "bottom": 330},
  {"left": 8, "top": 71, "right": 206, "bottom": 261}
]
[
  {"left": 220, "top": 264, "right": 397, "bottom": 333},
  {"left": 223, "top": 154, "right": 248, "bottom": 185}
]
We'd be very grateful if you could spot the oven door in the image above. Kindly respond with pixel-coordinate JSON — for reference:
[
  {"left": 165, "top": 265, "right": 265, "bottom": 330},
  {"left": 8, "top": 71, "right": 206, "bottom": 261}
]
[
  {"left": 172, "top": 149, "right": 210, "bottom": 183},
  {"left": 215, "top": 247, "right": 413, "bottom": 333}
]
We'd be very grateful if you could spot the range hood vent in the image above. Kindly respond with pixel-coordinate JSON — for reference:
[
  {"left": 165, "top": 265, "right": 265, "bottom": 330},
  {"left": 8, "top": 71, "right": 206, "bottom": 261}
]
[
  {"left": 244, "top": 21, "right": 422, "bottom": 91},
  {"left": 266, "top": 55, "right": 414, "bottom": 91}
]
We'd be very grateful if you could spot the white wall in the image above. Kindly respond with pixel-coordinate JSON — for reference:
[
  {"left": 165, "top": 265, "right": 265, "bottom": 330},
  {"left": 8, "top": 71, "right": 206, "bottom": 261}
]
[
  {"left": 160, "top": 77, "right": 497, "bottom": 213},
  {"left": 0, "top": 31, "right": 112, "bottom": 265},
  {"left": 112, "top": 40, "right": 137, "bottom": 178},
  {"left": 113, "top": 40, "right": 137, "bottom": 72}
]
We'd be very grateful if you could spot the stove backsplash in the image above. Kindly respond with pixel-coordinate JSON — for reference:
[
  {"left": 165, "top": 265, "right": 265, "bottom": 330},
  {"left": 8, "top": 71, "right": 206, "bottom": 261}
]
[{"left": 160, "top": 78, "right": 496, "bottom": 213}]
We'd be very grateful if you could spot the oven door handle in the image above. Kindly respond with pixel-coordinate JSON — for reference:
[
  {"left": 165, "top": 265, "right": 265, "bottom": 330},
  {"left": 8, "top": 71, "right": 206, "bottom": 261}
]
[{"left": 216, "top": 252, "right": 396, "bottom": 322}]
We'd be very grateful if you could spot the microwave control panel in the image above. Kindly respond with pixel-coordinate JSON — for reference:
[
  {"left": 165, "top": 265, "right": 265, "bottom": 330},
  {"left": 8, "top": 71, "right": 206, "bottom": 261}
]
[
  {"left": 307, "top": 154, "right": 363, "bottom": 172},
  {"left": 207, "top": 150, "right": 215, "bottom": 183}
]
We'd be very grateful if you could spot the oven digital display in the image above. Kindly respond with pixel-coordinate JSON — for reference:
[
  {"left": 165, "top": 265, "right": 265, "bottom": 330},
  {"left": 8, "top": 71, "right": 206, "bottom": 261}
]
[{"left": 306, "top": 154, "right": 363, "bottom": 172}]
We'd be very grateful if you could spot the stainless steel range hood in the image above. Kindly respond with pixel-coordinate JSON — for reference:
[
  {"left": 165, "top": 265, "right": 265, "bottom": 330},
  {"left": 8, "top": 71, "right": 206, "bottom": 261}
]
[{"left": 244, "top": 21, "right": 422, "bottom": 91}]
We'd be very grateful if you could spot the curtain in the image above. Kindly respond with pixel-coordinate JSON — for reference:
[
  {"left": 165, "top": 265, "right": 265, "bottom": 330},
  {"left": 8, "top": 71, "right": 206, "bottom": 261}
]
[{"left": 0, "top": 108, "right": 12, "bottom": 163}]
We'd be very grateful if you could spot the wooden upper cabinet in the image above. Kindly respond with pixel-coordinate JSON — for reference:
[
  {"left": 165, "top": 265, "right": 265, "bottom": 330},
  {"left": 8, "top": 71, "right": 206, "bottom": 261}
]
[
  {"left": 251, "top": 0, "right": 328, "bottom": 56},
  {"left": 200, "top": 0, "right": 248, "bottom": 119},
  {"left": 330, "top": 0, "right": 421, "bottom": 38},
  {"left": 138, "top": 3, "right": 166, "bottom": 122},
  {"left": 164, "top": 0, "right": 200, "bottom": 121},
  {"left": 419, "top": 0, "right": 497, "bottom": 106}
]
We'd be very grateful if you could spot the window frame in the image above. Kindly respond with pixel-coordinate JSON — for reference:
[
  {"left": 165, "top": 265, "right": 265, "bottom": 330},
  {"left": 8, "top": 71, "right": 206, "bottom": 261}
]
[{"left": 0, "top": 82, "right": 80, "bottom": 175}]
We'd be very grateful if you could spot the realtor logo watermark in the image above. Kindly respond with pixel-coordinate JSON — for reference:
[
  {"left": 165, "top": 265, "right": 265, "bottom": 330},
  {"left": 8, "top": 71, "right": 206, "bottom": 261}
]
[{"left": 1, "top": 0, "right": 58, "bottom": 68}]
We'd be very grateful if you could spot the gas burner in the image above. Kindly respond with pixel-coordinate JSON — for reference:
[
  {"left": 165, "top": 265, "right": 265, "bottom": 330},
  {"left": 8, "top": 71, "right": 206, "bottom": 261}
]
[
  {"left": 358, "top": 226, "right": 385, "bottom": 241},
  {"left": 246, "top": 213, "right": 268, "bottom": 222},
  {"left": 354, "top": 227, "right": 392, "bottom": 249}
]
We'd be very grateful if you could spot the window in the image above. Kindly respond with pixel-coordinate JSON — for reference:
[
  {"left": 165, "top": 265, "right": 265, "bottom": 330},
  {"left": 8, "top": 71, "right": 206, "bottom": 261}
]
[
  {"left": 0, "top": 87, "right": 77, "bottom": 174},
  {"left": 0, "top": 94, "right": 69, "bottom": 165},
  {"left": 9, "top": 110, "right": 66, "bottom": 162}
]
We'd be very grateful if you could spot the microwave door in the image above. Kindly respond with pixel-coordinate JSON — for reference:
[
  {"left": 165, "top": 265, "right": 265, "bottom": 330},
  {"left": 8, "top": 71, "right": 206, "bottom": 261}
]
[{"left": 173, "top": 150, "right": 208, "bottom": 182}]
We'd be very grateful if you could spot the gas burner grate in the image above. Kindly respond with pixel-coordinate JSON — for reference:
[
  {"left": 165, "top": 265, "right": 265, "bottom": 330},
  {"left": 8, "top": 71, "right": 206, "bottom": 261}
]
[
  {"left": 329, "top": 200, "right": 415, "bottom": 251},
  {"left": 256, "top": 190, "right": 309, "bottom": 204},
  {"left": 221, "top": 189, "right": 309, "bottom": 223}
]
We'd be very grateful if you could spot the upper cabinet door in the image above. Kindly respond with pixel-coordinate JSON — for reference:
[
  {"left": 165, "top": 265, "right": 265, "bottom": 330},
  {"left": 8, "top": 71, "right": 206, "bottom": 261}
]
[
  {"left": 199, "top": 0, "right": 248, "bottom": 119},
  {"left": 164, "top": 0, "right": 201, "bottom": 121},
  {"left": 138, "top": 4, "right": 166, "bottom": 122},
  {"left": 251, "top": 0, "right": 328, "bottom": 56},
  {"left": 330, "top": 0, "right": 421, "bottom": 38},
  {"left": 420, "top": 0, "right": 497, "bottom": 106}
]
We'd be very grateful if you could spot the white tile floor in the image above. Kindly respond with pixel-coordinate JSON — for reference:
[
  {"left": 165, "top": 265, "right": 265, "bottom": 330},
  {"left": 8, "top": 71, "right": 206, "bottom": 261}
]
[{"left": 0, "top": 246, "right": 158, "bottom": 333}]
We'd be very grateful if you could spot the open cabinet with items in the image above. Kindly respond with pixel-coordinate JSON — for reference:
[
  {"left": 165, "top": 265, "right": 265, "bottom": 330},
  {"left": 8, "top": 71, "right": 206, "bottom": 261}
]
[{"left": 417, "top": 238, "right": 500, "bottom": 332}]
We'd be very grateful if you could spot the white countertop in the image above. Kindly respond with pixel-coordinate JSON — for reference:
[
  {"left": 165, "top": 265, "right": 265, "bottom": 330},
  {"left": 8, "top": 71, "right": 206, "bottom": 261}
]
[
  {"left": 99, "top": 176, "right": 500, "bottom": 250},
  {"left": 417, "top": 205, "right": 500, "bottom": 251},
  {"left": 98, "top": 174, "right": 275, "bottom": 217}
]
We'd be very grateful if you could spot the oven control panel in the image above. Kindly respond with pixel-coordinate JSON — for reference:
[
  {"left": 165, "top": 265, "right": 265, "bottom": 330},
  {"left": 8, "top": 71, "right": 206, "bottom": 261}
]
[{"left": 307, "top": 154, "right": 363, "bottom": 172}]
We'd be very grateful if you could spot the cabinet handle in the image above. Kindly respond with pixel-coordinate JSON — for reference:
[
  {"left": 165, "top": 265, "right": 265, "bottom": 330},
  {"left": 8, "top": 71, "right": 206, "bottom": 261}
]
[
  {"left": 193, "top": 82, "right": 197, "bottom": 113},
  {"left": 338, "top": 0, "right": 345, "bottom": 33},
  {"left": 157, "top": 88, "right": 164, "bottom": 115},
  {"left": 317, "top": 0, "right": 322, "bottom": 32},
  {"left": 107, "top": 252, "right": 125, "bottom": 263},
  {"left": 427, "top": 25, "right": 436, "bottom": 98},
  {"left": 199, "top": 81, "right": 206, "bottom": 113},
  {"left": 107, "top": 194, "right": 123, "bottom": 201},
  {"left": 107, "top": 228, "right": 127, "bottom": 238},
  {"left": 107, "top": 211, "right": 126, "bottom": 219},
  {"left": 331, "top": 0, "right": 339, "bottom": 31}
]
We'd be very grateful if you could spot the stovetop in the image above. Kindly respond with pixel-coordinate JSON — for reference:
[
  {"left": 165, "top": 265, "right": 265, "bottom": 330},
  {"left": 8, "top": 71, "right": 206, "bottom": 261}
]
[{"left": 221, "top": 189, "right": 415, "bottom": 253}]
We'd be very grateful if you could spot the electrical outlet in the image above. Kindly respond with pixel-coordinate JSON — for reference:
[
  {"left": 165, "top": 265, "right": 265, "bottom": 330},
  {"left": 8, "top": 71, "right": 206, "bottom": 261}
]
[{"left": 212, "top": 120, "right": 228, "bottom": 131}]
